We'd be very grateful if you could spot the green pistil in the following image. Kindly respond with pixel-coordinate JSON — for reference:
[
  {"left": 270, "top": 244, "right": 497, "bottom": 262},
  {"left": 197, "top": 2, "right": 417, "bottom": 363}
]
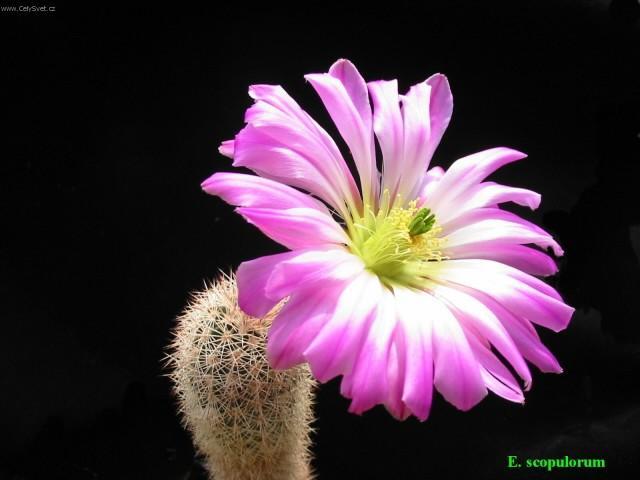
[{"left": 408, "top": 208, "right": 436, "bottom": 236}]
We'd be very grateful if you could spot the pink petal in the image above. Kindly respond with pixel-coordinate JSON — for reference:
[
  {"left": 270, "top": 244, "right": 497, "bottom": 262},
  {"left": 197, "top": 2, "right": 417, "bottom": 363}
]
[
  {"left": 446, "top": 242, "right": 558, "bottom": 276},
  {"left": 441, "top": 206, "right": 551, "bottom": 236},
  {"left": 201, "top": 172, "right": 331, "bottom": 214},
  {"left": 303, "top": 270, "right": 383, "bottom": 382},
  {"left": 233, "top": 123, "right": 350, "bottom": 215},
  {"left": 442, "top": 207, "right": 563, "bottom": 257},
  {"left": 233, "top": 84, "right": 361, "bottom": 215},
  {"left": 466, "top": 332, "right": 525, "bottom": 403},
  {"left": 236, "top": 251, "right": 303, "bottom": 317},
  {"left": 427, "top": 147, "right": 528, "bottom": 216},
  {"left": 471, "top": 292, "right": 563, "bottom": 373},
  {"left": 329, "top": 59, "right": 372, "bottom": 129},
  {"left": 385, "top": 336, "right": 411, "bottom": 420},
  {"left": 398, "top": 75, "right": 451, "bottom": 201},
  {"left": 395, "top": 287, "right": 435, "bottom": 421},
  {"left": 424, "top": 73, "right": 453, "bottom": 161},
  {"left": 399, "top": 82, "right": 433, "bottom": 200},
  {"left": 344, "top": 289, "right": 398, "bottom": 415},
  {"left": 459, "top": 181, "right": 541, "bottom": 211},
  {"left": 368, "top": 80, "right": 404, "bottom": 198},
  {"left": 447, "top": 254, "right": 563, "bottom": 301},
  {"left": 218, "top": 139, "right": 235, "bottom": 158},
  {"left": 267, "top": 282, "right": 343, "bottom": 369},
  {"left": 416, "top": 166, "right": 445, "bottom": 205},
  {"left": 422, "top": 292, "right": 487, "bottom": 411},
  {"left": 305, "top": 60, "right": 378, "bottom": 205},
  {"left": 433, "top": 284, "right": 532, "bottom": 389},
  {"left": 369, "top": 75, "right": 452, "bottom": 204},
  {"left": 437, "top": 259, "right": 574, "bottom": 332},
  {"left": 266, "top": 248, "right": 364, "bottom": 299},
  {"left": 236, "top": 207, "right": 348, "bottom": 250}
]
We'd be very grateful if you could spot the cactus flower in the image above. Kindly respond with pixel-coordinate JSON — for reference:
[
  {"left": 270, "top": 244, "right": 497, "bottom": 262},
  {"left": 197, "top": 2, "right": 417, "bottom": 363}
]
[{"left": 202, "top": 59, "right": 574, "bottom": 421}]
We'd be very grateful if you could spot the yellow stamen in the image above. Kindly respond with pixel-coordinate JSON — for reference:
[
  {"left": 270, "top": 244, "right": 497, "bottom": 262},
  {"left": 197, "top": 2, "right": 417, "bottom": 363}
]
[{"left": 347, "top": 191, "right": 446, "bottom": 287}]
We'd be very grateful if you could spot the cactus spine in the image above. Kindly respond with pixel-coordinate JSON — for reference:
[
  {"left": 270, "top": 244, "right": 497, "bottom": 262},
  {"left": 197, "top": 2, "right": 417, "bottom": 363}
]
[{"left": 166, "top": 274, "right": 316, "bottom": 480}]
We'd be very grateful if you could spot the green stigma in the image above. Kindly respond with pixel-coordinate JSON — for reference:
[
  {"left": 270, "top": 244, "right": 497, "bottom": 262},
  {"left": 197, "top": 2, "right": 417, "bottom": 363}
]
[
  {"left": 347, "top": 192, "right": 446, "bottom": 288},
  {"left": 408, "top": 208, "right": 436, "bottom": 236}
]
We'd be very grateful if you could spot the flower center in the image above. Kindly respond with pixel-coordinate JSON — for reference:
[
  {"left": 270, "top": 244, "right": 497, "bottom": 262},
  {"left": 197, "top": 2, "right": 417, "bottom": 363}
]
[{"left": 348, "top": 192, "right": 446, "bottom": 288}]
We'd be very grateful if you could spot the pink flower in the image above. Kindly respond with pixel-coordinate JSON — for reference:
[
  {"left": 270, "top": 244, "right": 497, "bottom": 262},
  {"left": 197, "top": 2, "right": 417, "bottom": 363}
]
[{"left": 202, "top": 59, "right": 574, "bottom": 421}]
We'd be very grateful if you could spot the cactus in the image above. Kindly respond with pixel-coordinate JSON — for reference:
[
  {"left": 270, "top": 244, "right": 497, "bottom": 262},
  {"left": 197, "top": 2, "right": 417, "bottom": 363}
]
[{"left": 166, "top": 273, "right": 316, "bottom": 480}]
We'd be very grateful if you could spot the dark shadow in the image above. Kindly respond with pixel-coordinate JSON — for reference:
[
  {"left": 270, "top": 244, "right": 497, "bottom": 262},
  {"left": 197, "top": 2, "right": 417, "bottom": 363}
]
[
  {"left": 609, "top": 0, "right": 640, "bottom": 27},
  {"left": 544, "top": 100, "right": 640, "bottom": 342},
  {"left": 4, "top": 381, "right": 199, "bottom": 480}
]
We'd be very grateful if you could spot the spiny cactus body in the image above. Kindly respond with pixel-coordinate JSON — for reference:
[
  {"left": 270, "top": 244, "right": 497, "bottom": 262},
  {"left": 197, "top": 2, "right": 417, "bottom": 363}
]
[{"left": 166, "top": 274, "right": 316, "bottom": 480}]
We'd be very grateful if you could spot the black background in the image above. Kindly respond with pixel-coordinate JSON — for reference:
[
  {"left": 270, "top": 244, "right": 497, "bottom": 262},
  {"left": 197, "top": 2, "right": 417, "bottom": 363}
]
[{"left": 2, "top": 1, "right": 640, "bottom": 479}]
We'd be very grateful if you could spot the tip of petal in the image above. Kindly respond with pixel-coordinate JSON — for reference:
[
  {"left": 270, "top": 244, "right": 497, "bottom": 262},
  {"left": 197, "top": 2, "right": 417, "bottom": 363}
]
[
  {"left": 454, "top": 390, "right": 489, "bottom": 412},
  {"left": 200, "top": 173, "right": 224, "bottom": 194},
  {"left": 401, "top": 402, "right": 431, "bottom": 422},
  {"left": 495, "top": 146, "right": 528, "bottom": 161},
  {"left": 537, "top": 255, "right": 559, "bottom": 277},
  {"left": 528, "top": 192, "right": 542, "bottom": 210},
  {"left": 347, "top": 401, "right": 367, "bottom": 416},
  {"left": 266, "top": 350, "right": 287, "bottom": 371},
  {"left": 425, "top": 72, "right": 450, "bottom": 90},
  {"left": 218, "top": 139, "right": 235, "bottom": 158},
  {"left": 385, "top": 403, "right": 411, "bottom": 421},
  {"left": 200, "top": 176, "right": 214, "bottom": 192},
  {"left": 247, "top": 84, "right": 277, "bottom": 100},
  {"left": 328, "top": 58, "right": 361, "bottom": 81},
  {"left": 540, "top": 358, "right": 564, "bottom": 374},
  {"left": 303, "top": 72, "right": 325, "bottom": 84},
  {"left": 553, "top": 305, "right": 576, "bottom": 332},
  {"left": 532, "top": 347, "right": 564, "bottom": 373},
  {"left": 305, "top": 361, "right": 334, "bottom": 384}
]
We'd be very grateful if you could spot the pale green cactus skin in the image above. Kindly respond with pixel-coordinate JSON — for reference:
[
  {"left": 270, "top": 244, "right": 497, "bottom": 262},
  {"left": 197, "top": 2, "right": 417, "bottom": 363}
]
[{"left": 166, "top": 274, "right": 316, "bottom": 480}]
